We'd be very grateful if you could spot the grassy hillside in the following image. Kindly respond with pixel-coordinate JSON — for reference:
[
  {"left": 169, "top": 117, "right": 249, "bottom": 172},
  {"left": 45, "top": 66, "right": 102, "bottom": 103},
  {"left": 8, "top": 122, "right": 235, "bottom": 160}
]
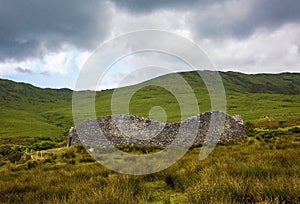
[
  {"left": 221, "top": 71, "right": 300, "bottom": 94},
  {"left": 1, "top": 71, "right": 300, "bottom": 145},
  {"left": 0, "top": 78, "right": 73, "bottom": 144},
  {"left": 116, "top": 71, "right": 300, "bottom": 122},
  {"left": 0, "top": 71, "right": 300, "bottom": 203}
]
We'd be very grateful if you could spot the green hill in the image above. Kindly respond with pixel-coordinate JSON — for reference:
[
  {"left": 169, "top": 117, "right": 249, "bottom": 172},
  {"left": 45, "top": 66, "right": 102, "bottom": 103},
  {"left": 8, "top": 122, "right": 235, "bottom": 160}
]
[
  {"left": 0, "top": 79, "right": 73, "bottom": 144},
  {"left": 1, "top": 71, "right": 300, "bottom": 145},
  {"left": 220, "top": 71, "right": 300, "bottom": 94}
]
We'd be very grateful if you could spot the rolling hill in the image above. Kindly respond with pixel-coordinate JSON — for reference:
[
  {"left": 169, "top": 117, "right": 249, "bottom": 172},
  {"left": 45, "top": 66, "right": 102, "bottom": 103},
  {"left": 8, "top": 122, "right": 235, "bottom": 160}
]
[{"left": 1, "top": 71, "right": 300, "bottom": 145}]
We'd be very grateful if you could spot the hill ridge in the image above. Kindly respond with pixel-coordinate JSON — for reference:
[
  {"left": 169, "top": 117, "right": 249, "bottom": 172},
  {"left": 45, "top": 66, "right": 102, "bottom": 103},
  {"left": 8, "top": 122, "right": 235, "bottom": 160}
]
[
  {"left": 1, "top": 70, "right": 300, "bottom": 94},
  {"left": 1, "top": 70, "right": 300, "bottom": 145}
]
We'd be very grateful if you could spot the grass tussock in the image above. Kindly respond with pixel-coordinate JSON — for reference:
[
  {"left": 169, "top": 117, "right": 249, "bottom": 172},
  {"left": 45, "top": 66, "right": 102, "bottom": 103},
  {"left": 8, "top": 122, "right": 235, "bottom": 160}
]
[{"left": 0, "top": 133, "right": 299, "bottom": 203}]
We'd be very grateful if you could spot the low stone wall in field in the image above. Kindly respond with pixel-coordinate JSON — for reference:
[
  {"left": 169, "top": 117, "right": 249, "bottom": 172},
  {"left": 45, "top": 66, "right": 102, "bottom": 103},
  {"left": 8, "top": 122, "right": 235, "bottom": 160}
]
[{"left": 68, "top": 111, "right": 246, "bottom": 148}]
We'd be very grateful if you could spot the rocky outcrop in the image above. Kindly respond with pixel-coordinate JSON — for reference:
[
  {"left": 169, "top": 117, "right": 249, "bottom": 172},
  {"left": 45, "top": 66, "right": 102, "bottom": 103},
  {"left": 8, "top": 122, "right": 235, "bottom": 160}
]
[{"left": 68, "top": 111, "right": 246, "bottom": 148}]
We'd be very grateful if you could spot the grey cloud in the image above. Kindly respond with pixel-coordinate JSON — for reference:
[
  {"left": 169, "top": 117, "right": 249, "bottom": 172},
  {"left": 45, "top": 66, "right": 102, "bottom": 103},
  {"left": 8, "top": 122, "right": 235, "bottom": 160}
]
[
  {"left": 0, "top": 0, "right": 112, "bottom": 61},
  {"left": 250, "top": 0, "right": 300, "bottom": 27},
  {"left": 1, "top": 0, "right": 300, "bottom": 67},
  {"left": 110, "top": 0, "right": 204, "bottom": 13},
  {"left": 15, "top": 67, "right": 33, "bottom": 74},
  {"left": 112, "top": 0, "right": 300, "bottom": 39},
  {"left": 193, "top": 0, "right": 300, "bottom": 39}
]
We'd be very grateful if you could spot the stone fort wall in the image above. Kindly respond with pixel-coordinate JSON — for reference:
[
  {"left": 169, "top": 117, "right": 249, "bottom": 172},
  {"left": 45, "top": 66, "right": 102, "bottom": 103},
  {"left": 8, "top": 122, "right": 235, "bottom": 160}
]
[{"left": 68, "top": 111, "right": 246, "bottom": 148}]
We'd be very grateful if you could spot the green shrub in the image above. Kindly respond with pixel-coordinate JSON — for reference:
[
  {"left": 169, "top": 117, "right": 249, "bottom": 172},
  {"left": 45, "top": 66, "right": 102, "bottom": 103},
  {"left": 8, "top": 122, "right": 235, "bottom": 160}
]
[
  {"left": 28, "top": 141, "right": 59, "bottom": 151},
  {"left": 0, "top": 145, "right": 24, "bottom": 163},
  {"left": 8, "top": 151, "right": 23, "bottom": 163}
]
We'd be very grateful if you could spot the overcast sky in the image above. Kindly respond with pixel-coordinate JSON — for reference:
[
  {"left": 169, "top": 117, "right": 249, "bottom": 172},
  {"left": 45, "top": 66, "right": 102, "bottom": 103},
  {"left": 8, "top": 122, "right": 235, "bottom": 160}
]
[{"left": 0, "top": 0, "right": 299, "bottom": 89}]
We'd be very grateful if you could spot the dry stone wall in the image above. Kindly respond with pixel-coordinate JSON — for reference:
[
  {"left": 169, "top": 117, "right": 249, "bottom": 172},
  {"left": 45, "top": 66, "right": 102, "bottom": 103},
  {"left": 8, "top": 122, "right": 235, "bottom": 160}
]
[{"left": 68, "top": 111, "right": 246, "bottom": 148}]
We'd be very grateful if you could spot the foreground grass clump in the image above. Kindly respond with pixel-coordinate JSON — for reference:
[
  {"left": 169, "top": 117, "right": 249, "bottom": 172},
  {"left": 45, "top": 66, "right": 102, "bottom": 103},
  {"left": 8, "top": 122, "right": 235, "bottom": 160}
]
[{"left": 0, "top": 133, "right": 299, "bottom": 203}]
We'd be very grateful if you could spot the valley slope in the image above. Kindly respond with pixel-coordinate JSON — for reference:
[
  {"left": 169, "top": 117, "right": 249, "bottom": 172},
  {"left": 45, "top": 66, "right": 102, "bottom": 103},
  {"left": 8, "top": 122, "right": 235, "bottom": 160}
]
[{"left": 1, "top": 71, "right": 299, "bottom": 145}]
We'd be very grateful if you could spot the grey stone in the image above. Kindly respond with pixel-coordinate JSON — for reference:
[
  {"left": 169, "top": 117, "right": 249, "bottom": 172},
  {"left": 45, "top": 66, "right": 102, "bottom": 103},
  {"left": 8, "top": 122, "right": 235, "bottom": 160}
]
[{"left": 68, "top": 111, "right": 246, "bottom": 148}]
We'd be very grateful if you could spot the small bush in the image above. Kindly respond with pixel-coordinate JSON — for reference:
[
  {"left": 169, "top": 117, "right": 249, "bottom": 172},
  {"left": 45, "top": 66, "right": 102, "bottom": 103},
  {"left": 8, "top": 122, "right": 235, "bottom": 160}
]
[
  {"left": 28, "top": 141, "right": 59, "bottom": 151},
  {"left": 8, "top": 151, "right": 23, "bottom": 163},
  {"left": 0, "top": 145, "right": 24, "bottom": 163}
]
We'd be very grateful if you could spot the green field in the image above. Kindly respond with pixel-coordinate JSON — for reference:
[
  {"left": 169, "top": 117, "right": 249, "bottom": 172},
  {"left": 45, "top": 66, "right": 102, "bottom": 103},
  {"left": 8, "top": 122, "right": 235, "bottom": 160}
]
[
  {"left": 0, "top": 71, "right": 300, "bottom": 203},
  {"left": 1, "top": 71, "right": 299, "bottom": 144}
]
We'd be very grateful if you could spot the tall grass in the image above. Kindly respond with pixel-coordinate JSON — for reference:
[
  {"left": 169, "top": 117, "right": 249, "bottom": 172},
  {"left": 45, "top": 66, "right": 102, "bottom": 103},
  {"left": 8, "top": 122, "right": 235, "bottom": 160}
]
[{"left": 0, "top": 133, "right": 299, "bottom": 203}]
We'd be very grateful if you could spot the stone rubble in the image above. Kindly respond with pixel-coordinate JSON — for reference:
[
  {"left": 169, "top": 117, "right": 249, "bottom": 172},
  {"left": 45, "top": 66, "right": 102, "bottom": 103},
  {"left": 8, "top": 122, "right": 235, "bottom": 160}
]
[{"left": 68, "top": 111, "right": 246, "bottom": 148}]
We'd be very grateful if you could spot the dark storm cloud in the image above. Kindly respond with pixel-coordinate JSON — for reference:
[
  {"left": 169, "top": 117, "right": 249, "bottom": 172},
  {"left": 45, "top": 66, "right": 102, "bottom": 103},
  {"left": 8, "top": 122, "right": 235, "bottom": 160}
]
[
  {"left": 0, "top": 0, "right": 112, "bottom": 61},
  {"left": 111, "top": 0, "right": 300, "bottom": 38},
  {"left": 250, "top": 0, "right": 300, "bottom": 27},
  {"left": 110, "top": 0, "right": 203, "bottom": 13},
  {"left": 1, "top": 0, "right": 300, "bottom": 63},
  {"left": 220, "top": 0, "right": 300, "bottom": 38}
]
